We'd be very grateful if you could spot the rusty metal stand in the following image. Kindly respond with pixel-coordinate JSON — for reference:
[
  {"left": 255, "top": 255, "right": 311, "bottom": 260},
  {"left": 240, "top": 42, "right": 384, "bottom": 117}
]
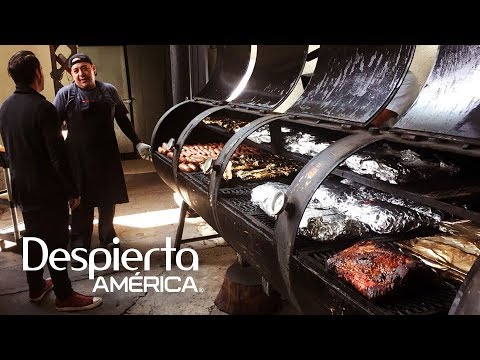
[{"left": 173, "top": 200, "right": 221, "bottom": 250}]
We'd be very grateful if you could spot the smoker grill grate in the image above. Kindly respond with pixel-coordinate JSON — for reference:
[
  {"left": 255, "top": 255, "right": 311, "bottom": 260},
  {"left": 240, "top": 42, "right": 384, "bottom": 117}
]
[
  {"left": 220, "top": 187, "right": 253, "bottom": 197},
  {"left": 296, "top": 243, "right": 458, "bottom": 315},
  {"left": 185, "top": 172, "right": 210, "bottom": 191},
  {"left": 226, "top": 197, "right": 259, "bottom": 213},
  {"left": 217, "top": 187, "right": 278, "bottom": 235},
  {"left": 251, "top": 213, "right": 277, "bottom": 229}
]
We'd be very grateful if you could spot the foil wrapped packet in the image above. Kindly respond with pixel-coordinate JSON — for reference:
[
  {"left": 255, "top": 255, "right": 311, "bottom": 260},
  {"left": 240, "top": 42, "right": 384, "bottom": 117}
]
[
  {"left": 343, "top": 180, "right": 444, "bottom": 223},
  {"left": 299, "top": 208, "right": 368, "bottom": 242},
  {"left": 342, "top": 144, "right": 461, "bottom": 184},
  {"left": 310, "top": 179, "right": 439, "bottom": 234},
  {"left": 284, "top": 132, "right": 331, "bottom": 157},
  {"left": 399, "top": 237, "right": 478, "bottom": 282},
  {"left": 248, "top": 126, "right": 291, "bottom": 144}
]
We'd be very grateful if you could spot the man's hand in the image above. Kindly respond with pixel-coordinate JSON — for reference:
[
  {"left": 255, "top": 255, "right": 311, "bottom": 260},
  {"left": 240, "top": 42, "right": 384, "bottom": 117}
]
[
  {"left": 69, "top": 196, "right": 81, "bottom": 211},
  {"left": 136, "top": 142, "right": 152, "bottom": 161}
]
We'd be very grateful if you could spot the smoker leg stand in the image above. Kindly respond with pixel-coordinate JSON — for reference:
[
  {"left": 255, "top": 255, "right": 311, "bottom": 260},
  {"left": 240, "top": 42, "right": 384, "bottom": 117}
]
[
  {"left": 173, "top": 200, "right": 222, "bottom": 251},
  {"left": 173, "top": 200, "right": 189, "bottom": 250}
]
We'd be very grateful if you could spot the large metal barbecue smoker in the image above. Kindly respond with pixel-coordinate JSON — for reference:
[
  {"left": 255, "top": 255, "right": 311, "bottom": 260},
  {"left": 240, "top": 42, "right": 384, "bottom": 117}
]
[{"left": 152, "top": 45, "right": 480, "bottom": 315}]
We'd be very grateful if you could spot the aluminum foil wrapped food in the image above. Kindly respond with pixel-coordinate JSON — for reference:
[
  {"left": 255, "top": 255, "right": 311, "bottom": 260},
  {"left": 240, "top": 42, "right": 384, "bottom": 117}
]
[
  {"left": 398, "top": 237, "right": 478, "bottom": 282},
  {"left": 251, "top": 178, "right": 440, "bottom": 242},
  {"left": 284, "top": 132, "right": 331, "bottom": 157},
  {"left": 247, "top": 126, "right": 291, "bottom": 144},
  {"left": 420, "top": 220, "right": 480, "bottom": 257},
  {"left": 251, "top": 182, "right": 289, "bottom": 217},
  {"left": 343, "top": 180, "right": 444, "bottom": 222},
  {"left": 310, "top": 179, "right": 439, "bottom": 234},
  {"left": 299, "top": 208, "right": 368, "bottom": 242},
  {"left": 342, "top": 144, "right": 461, "bottom": 184},
  {"left": 250, "top": 182, "right": 367, "bottom": 242}
]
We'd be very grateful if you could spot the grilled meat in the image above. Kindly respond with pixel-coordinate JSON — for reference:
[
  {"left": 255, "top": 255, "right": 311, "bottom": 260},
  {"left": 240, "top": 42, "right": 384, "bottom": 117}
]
[
  {"left": 327, "top": 240, "right": 431, "bottom": 299},
  {"left": 203, "top": 116, "right": 249, "bottom": 133}
]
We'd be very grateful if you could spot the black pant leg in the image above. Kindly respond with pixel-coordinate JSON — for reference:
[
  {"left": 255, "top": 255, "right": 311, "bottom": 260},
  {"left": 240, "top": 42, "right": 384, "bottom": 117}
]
[
  {"left": 70, "top": 202, "right": 95, "bottom": 251},
  {"left": 22, "top": 204, "right": 73, "bottom": 300},
  {"left": 21, "top": 210, "right": 45, "bottom": 293},
  {"left": 98, "top": 204, "right": 117, "bottom": 246}
]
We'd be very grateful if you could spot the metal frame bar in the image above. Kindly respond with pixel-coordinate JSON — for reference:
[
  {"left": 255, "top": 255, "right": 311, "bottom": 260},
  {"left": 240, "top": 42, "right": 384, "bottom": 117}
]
[
  {"left": 208, "top": 113, "right": 286, "bottom": 232},
  {"left": 275, "top": 131, "right": 381, "bottom": 311},
  {"left": 173, "top": 200, "right": 221, "bottom": 251}
]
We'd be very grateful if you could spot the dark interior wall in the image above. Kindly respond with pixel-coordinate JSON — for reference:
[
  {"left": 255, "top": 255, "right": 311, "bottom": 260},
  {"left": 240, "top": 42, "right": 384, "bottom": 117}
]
[
  {"left": 169, "top": 45, "right": 210, "bottom": 104},
  {"left": 189, "top": 45, "right": 210, "bottom": 96},
  {"left": 126, "top": 45, "right": 172, "bottom": 144}
]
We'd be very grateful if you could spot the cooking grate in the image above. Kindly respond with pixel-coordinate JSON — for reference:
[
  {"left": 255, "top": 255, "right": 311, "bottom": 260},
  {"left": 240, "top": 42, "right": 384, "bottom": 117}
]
[
  {"left": 251, "top": 213, "right": 276, "bottom": 229},
  {"left": 218, "top": 188, "right": 278, "bottom": 235},
  {"left": 186, "top": 172, "right": 210, "bottom": 190},
  {"left": 226, "top": 196, "right": 259, "bottom": 213},
  {"left": 296, "top": 243, "right": 458, "bottom": 315}
]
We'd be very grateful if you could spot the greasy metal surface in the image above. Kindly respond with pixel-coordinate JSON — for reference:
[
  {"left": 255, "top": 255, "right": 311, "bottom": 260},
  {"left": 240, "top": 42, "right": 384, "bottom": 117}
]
[
  {"left": 150, "top": 100, "right": 212, "bottom": 150},
  {"left": 195, "top": 45, "right": 251, "bottom": 101},
  {"left": 172, "top": 105, "right": 227, "bottom": 185},
  {"left": 287, "top": 46, "right": 415, "bottom": 125},
  {"left": 275, "top": 131, "right": 382, "bottom": 311},
  {"left": 394, "top": 45, "right": 480, "bottom": 143},
  {"left": 208, "top": 114, "right": 286, "bottom": 231},
  {"left": 232, "top": 45, "right": 308, "bottom": 110},
  {"left": 449, "top": 256, "right": 480, "bottom": 315},
  {"left": 152, "top": 152, "right": 180, "bottom": 194}
]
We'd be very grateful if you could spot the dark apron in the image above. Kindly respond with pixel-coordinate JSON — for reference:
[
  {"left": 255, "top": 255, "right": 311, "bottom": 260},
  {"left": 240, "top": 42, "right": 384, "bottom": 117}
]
[{"left": 66, "top": 85, "right": 129, "bottom": 206}]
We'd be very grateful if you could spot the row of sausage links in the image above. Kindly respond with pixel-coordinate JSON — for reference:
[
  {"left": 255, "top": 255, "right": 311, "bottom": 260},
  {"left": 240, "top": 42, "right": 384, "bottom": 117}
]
[
  {"left": 158, "top": 142, "right": 261, "bottom": 157},
  {"left": 158, "top": 142, "right": 264, "bottom": 173}
]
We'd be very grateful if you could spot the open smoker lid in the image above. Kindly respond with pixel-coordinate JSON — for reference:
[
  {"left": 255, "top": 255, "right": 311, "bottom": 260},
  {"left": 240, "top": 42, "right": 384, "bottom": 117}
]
[
  {"left": 286, "top": 45, "right": 415, "bottom": 126},
  {"left": 393, "top": 45, "right": 480, "bottom": 146},
  {"left": 230, "top": 45, "right": 308, "bottom": 110},
  {"left": 195, "top": 45, "right": 252, "bottom": 102}
]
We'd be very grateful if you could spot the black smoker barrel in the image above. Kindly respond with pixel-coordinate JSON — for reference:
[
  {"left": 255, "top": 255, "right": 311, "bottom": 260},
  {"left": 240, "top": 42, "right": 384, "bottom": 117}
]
[
  {"left": 151, "top": 45, "right": 308, "bottom": 232},
  {"left": 207, "top": 46, "right": 415, "bottom": 298},
  {"left": 275, "top": 45, "right": 480, "bottom": 314}
]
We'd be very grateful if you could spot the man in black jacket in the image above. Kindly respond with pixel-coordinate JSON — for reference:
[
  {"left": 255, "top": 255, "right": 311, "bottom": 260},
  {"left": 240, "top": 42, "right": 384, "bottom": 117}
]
[{"left": 0, "top": 50, "right": 102, "bottom": 311}]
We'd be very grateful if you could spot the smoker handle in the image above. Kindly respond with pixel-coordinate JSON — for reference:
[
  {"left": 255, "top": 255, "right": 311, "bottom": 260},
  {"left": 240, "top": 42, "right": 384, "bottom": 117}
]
[
  {"left": 208, "top": 113, "right": 285, "bottom": 232},
  {"left": 171, "top": 105, "right": 228, "bottom": 187}
]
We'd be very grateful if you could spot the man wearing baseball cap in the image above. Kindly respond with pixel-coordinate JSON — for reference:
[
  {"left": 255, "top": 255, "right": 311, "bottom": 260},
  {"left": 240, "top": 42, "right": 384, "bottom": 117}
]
[{"left": 54, "top": 52, "right": 152, "bottom": 253}]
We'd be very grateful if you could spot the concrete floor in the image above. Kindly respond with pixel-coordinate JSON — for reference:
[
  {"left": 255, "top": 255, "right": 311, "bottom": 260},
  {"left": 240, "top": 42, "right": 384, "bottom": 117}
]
[{"left": 0, "top": 159, "right": 297, "bottom": 315}]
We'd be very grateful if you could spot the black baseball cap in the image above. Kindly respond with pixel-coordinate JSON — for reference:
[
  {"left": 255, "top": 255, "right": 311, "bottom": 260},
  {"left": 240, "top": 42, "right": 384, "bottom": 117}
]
[{"left": 68, "top": 53, "right": 93, "bottom": 68}]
